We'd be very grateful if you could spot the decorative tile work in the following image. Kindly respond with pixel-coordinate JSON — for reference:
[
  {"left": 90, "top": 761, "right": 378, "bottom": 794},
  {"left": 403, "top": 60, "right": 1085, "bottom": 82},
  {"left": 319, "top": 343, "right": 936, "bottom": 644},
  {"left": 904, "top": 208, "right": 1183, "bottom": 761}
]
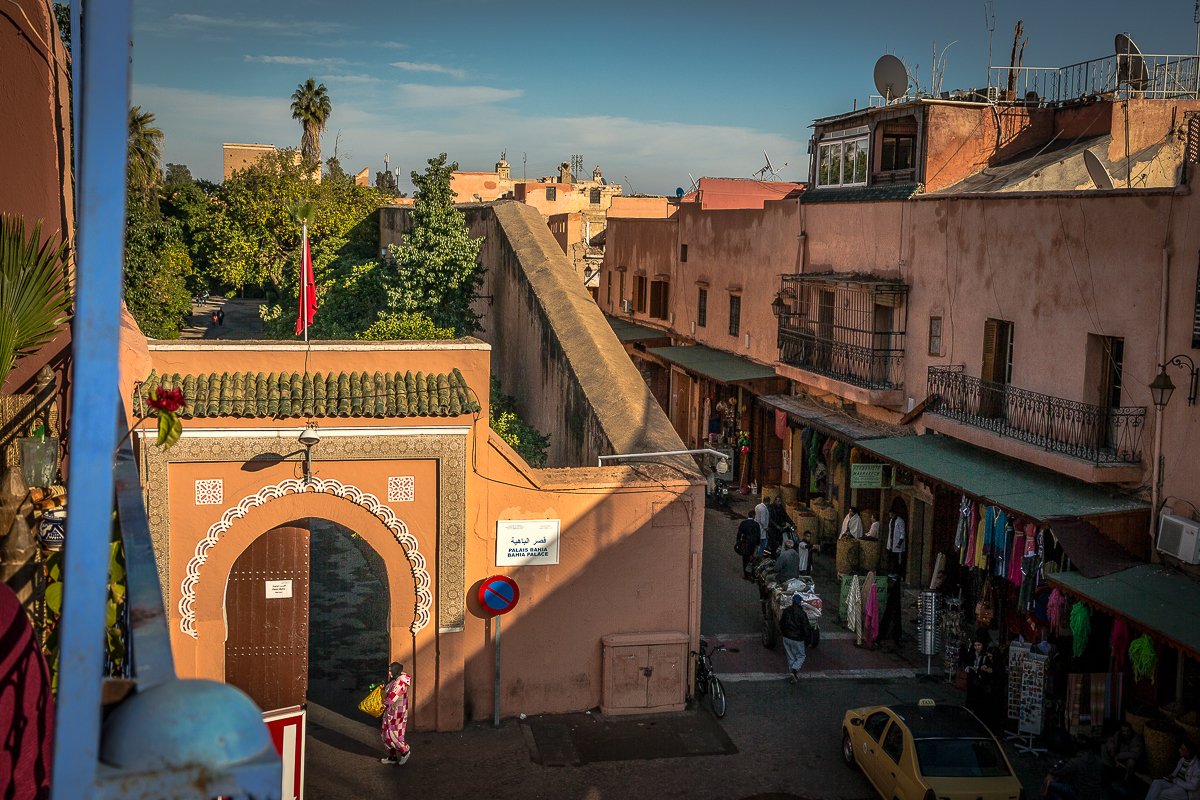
[
  {"left": 388, "top": 476, "right": 415, "bottom": 502},
  {"left": 140, "top": 431, "right": 469, "bottom": 636},
  {"left": 194, "top": 479, "right": 223, "bottom": 505}
]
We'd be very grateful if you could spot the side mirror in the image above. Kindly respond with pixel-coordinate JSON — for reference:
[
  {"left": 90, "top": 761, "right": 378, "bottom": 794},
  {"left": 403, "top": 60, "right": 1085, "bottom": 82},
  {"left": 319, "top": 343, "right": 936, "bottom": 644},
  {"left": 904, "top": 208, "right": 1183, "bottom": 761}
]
[{"left": 850, "top": 718, "right": 863, "bottom": 727}]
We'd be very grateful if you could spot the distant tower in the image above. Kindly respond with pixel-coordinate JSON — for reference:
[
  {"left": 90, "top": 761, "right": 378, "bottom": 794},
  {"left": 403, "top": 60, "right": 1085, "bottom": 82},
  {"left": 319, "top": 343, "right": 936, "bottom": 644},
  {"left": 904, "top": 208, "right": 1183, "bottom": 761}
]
[
  {"left": 559, "top": 161, "right": 573, "bottom": 184},
  {"left": 593, "top": 165, "right": 603, "bottom": 182},
  {"left": 496, "top": 152, "right": 510, "bottom": 181}
]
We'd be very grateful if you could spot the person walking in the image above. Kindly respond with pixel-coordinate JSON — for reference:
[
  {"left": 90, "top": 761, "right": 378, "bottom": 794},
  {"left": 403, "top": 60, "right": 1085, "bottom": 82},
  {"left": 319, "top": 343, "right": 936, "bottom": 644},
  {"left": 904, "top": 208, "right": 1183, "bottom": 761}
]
[
  {"left": 775, "top": 538, "right": 800, "bottom": 582},
  {"left": 754, "top": 498, "right": 771, "bottom": 557},
  {"left": 379, "top": 662, "right": 412, "bottom": 765},
  {"left": 736, "top": 511, "right": 760, "bottom": 580},
  {"left": 797, "top": 531, "right": 814, "bottom": 575},
  {"left": 779, "top": 593, "right": 812, "bottom": 684},
  {"left": 1146, "top": 741, "right": 1200, "bottom": 800},
  {"left": 840, "top": 506, "right": 863, "bottom": 539},
  {"left": 886, "top": 511, "right": 906, "bottom": 574},
  {"left": 217, "top": 308, "right": 225, "bottom": 326},
  {"left": 962, "top": 638, "right": 995, "bottom": 722},
  {"left": 766, "top": 496, "right": 789, "bottom": 556}
]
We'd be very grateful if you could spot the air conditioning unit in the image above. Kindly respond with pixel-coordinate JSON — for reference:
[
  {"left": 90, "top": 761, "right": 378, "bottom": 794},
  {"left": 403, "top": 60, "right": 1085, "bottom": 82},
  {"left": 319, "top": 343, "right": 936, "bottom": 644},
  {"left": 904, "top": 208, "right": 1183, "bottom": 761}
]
[
  {"left": 620, "top": 299, "right": 633, "bottom": 314},
  {"left": 1157, "top": 512, "right": 1200, "bottom": 564}
]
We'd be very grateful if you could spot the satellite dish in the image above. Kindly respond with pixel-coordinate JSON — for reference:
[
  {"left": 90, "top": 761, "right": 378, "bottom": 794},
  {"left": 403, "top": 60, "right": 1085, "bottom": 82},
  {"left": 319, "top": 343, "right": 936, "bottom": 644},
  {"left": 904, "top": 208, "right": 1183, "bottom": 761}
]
[
  {"left": 874, "top": 54, "right": 909, "bottom": 102},
  {"left": 1083, "top": 150, "right": 1114, "bottom": 190},
  {"left": 1115, "top": 33, "right": 1149, "bottom": 91},
  {"left": 675, "top": 187, "right": 685, "bottom": 198}
]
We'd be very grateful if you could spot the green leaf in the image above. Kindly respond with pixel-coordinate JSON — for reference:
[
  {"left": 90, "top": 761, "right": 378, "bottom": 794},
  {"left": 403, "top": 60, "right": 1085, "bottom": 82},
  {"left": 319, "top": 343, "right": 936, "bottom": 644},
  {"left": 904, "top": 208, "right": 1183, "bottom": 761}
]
[
  {"left": 0, "top": 216, "right": 73, "bottom": 388},
  {"left": 156, "top": 411, "right": 182, "bottom": 448},
  {"left": 106, "top": 599, "right": 118, "bottom": 628},
  {"left": 44, "top": 581, "right": 63, "bottom": 615}
]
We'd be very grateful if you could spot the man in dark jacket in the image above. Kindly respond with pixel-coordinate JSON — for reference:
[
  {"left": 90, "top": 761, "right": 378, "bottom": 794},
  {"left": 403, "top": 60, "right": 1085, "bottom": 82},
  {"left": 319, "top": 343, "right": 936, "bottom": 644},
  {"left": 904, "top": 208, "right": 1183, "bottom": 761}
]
[
  {"left": 779, "top": 594, "right": 812, "bottom": 684},
  {"left": 736, "top": 512, "right": 760, "bottom": 580}
]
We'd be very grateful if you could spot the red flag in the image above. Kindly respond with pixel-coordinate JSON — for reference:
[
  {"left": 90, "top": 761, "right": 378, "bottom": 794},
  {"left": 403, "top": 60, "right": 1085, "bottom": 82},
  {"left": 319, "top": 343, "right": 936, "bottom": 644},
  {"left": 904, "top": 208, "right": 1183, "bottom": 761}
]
[{"left": 295, "top": 229, "right": 317, "bottom": 336}]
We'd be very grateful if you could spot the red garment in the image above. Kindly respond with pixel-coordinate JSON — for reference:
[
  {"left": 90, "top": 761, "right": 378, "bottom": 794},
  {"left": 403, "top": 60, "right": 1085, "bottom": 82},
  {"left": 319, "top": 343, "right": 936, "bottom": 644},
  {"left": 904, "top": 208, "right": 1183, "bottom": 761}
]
[
  {"left": 863, "top": 582, "right": 880, "bottom": 646},
  {"left": 1008, "top": 534, "right": 1025, "bottom": 587},
  {"left": 0, "top": 583, "right": 54, "bottom": 799},
  {"left": 1047, "top": 589, "right": 1066, "bottom": 632},
  {"left": 1111, "top": 618, "right": 1131, "bottom": 674}
]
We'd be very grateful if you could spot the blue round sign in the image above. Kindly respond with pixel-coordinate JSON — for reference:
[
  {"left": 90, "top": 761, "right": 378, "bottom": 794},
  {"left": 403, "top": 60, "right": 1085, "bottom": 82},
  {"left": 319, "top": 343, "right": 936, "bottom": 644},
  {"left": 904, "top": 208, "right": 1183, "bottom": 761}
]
[{"left": 479, "top": 575, "right": 520, "bottom": 615}]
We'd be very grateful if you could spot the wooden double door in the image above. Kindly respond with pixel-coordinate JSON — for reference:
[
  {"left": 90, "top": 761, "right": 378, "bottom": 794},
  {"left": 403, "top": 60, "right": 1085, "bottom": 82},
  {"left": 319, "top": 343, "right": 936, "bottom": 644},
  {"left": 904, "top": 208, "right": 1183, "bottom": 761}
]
[{"left": 225, "top": 522, "right": 311, "bottom": 712}]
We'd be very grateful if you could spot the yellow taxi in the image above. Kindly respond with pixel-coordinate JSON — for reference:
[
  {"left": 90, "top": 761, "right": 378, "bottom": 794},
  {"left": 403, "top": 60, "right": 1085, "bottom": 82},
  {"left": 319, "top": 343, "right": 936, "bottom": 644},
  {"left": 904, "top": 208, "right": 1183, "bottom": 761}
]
[{"left": 841, "top": 699, "right": 1024, "bottom": 800}]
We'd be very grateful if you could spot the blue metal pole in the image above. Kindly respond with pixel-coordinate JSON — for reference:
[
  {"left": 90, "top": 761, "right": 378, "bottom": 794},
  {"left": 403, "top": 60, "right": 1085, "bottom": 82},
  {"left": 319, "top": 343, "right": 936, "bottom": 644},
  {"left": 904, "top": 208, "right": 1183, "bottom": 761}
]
[{"left": 50, "top": 0, "right": 132, "bottom": 796}]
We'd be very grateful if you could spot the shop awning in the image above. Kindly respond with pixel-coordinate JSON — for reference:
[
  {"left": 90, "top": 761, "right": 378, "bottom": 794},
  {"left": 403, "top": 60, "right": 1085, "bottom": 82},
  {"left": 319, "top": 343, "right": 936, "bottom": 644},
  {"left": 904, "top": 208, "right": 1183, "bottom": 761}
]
[
  {"left": 647, "top": 345, "right": 778, "bottom": 384},
  {"left": 1049, "top": 565, "right": 1200, "bottom": 660},
  {"left": 1047, "top": 518, "right": 1140, "bottom": 579},
  {"left": 606, "top": 316, "right": 669, "bottom": 343},
  {"left": 759, "top": 393, "right": 900, "bottom": 442},
  {"left": 855, "top": 434, "right": 1148, "bottom": 522}
]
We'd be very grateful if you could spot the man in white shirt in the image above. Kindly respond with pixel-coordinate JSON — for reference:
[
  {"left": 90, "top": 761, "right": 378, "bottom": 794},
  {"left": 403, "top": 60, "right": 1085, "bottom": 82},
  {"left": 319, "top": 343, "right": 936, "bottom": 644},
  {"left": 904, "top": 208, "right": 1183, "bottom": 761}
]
[
  {"left": 840, "top": 506, "right": 863, "bottom": 539},
  {"left": 887, "top": 512, "right": 906, "bottom": 574}
]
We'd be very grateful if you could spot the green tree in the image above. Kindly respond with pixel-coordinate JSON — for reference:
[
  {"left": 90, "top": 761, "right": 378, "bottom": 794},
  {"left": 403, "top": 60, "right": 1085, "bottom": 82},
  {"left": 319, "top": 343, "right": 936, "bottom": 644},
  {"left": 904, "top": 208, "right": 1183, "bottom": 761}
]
[
  {"left": 489, "top": 378, "right": 549, "bottom": 467},
  {"left": 123, "top": 203, "right": 192, "bottom": 339},
  {"left": 127, "top": 106, "right": 163, "bottom": 203},
  {"left": 357, "top": 312, "right": 454, "bottom": 341},
  {"left": 385, "top": 153, "right": 484, "bottom": 335},
  {"left": 290, "top": 78, "right": 332, "bottom": 166},
  {"left": 53, "top": 3, "right": 70, "bottom": 55}
]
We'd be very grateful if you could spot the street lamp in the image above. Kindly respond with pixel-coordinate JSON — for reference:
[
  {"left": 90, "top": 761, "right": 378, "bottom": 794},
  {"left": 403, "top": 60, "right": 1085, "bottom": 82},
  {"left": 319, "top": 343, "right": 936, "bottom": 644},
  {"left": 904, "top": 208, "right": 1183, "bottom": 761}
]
[
  {"left": 1150, "top": 354, "right": 1199, "bottom": 409},
  {"left": 299, "top": 427, "right": 320, "bottom": 484}
]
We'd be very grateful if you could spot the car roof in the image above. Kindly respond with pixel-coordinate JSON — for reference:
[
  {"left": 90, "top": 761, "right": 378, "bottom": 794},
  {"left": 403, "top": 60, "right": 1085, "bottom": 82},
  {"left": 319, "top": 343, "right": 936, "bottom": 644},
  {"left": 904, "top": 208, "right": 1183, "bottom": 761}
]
[{"left": 886, "top": 704, "right": 992, "bottom": 740}]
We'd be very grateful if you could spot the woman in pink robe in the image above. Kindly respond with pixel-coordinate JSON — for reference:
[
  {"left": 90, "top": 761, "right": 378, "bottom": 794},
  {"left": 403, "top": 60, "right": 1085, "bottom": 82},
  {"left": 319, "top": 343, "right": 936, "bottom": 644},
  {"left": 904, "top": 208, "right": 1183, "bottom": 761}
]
[{"left": 379, "top": 662, "right": 412, "bottom": 765}]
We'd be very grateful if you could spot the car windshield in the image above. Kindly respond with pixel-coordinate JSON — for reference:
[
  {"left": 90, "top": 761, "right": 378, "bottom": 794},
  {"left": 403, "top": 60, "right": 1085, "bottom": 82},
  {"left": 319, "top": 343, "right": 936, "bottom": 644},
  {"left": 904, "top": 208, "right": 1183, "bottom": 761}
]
[{"left": 915, "top": 737, "right": 1012, "bottom": 778}]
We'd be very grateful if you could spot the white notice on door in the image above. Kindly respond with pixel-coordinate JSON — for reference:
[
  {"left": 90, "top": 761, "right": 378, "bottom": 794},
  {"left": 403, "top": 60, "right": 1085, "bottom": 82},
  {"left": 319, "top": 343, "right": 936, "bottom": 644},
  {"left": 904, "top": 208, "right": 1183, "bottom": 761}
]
[{"left": 265, "top": 579, "right": 293, "bottom": 599}]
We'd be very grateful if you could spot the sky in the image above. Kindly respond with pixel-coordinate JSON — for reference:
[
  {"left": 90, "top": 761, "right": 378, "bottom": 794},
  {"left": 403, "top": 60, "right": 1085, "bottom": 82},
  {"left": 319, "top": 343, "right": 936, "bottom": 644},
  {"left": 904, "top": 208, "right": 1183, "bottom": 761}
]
[{"left": 130, "top": 0, "right": 1200, "bottom": 195}]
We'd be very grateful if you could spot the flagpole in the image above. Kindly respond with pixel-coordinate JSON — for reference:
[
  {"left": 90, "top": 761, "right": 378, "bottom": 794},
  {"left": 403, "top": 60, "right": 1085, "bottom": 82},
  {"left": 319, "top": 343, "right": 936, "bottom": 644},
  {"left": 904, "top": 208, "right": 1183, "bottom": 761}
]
[{"left": 302, "top": 223, "right": 309, "bottom": 343}]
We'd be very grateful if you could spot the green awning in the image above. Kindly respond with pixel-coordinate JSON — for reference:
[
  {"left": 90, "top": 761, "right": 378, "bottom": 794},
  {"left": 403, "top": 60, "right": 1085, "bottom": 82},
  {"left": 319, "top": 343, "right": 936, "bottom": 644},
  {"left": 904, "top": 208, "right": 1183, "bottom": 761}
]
[
  {"left": 1049, "top": 565, "right": 1200, "bottom": 659},
  {"left": 605, "top": 316, "right": 669, "bottom": 343},
  {"left": 855, "top": 434, "right": 1148, "bottom": 521},
  {"left": 647, "top": 345, "right": 778, "bottom": 384}
]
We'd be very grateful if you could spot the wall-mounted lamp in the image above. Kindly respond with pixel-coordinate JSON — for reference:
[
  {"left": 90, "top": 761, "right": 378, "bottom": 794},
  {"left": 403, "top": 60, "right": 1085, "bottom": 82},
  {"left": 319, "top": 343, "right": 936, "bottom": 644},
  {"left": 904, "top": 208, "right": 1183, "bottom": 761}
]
[
  {"left": 1150, "top": 354, "right": 1199, "bottom": 410},
  {"left": 299, "top": 427, "right": 320, "bottom": 484},
  {"left": 771, "top": 293, "right": 786, "bottom": 317}
]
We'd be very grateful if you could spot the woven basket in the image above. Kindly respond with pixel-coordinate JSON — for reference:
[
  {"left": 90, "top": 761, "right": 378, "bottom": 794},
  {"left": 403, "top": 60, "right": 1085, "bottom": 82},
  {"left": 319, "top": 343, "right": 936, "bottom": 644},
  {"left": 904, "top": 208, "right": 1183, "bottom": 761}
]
[
  {"left": 779, "top": 484, "right": 801, "bottom": 504},
  {"left": 1125, "top": 709, "right": 1157, "bottom": 737},
  {"left": 761, "top": 485, "right": 782, "bottom": 503},
  {"left": 859, "top": 538, "right": 883, "bottom": 572},
  {"left": 1144, "top": 719, "right": 1182, "bottom": 778},
  {"left": 1178, "top": 720, "right": 1200, "bottom": 747},
  {"left": 836, "top": 537, "right": 861, "bottom": 575}
]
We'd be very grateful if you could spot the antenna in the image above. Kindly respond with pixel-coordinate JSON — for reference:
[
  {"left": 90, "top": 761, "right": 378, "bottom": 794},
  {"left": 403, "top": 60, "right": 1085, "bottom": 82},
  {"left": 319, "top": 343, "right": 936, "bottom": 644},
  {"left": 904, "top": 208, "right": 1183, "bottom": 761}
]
[
  {"left": 873, "top": 54, "right": 908, "bottom": 102},
  {"left": 1083, "top": 150, "right": 1114, "bottom": 190},
  {"left": 984, "top": 0, "right": 996, "bottom": 88},
  {"left": 754, "top": 151, "right": 788, "bottom": 181},
  {"left": 623, "top": 176, "right": 636, "bottom": 194},
  {"left": 1115, "top": 33, "right": 1149, "bottom": 91},
  {"left": 522, "top": 152, "right": 527, "bottom": 180},
  {"left": 687, "top": 173, "right": 699, "bottom": 192},
  {"left": 570, "top": 154, "right": 584, "bottom": 179},
  {"left": 384, "top": 152, "right": 390, "bottom": 173}
]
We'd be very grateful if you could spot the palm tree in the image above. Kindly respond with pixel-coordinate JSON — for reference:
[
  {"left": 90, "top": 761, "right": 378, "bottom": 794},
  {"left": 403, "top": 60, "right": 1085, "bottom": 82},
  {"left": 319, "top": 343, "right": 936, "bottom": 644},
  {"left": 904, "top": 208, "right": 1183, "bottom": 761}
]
[
  {"left": 127, "top": 106, "right": 163, "bottom": 202},
  {"left": 0, "top": 216, "right": 72, "bottom": 389},
  {"left": 291, "top": 79, "right": 332, "bottom": 166}
]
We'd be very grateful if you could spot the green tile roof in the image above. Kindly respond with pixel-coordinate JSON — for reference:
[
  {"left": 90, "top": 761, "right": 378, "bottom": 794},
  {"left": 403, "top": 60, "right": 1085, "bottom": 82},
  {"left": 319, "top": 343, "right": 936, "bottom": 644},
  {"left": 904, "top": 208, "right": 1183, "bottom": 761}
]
[
  {"left": 801, "top": 183, "right": 923, "bottom": 203},
  {"left": 1049, "top": 565, "right": 1200, "bottom": 659},
  {"left": 606, "top": 315, "right": 670, "bottom": 343},
  {"left": 855, "top": 434, "right": 1148, "bottom": 521},
  {"left": 135, "top": 369, "right": 480, "bottom": 419}
]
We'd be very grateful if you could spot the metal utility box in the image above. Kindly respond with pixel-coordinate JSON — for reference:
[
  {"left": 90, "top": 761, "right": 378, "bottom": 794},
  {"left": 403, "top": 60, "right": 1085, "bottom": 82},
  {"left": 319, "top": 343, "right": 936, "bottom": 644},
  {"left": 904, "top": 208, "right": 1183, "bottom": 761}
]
[{"left": 600, "top": 632, "right": 688, "bottom": 715}]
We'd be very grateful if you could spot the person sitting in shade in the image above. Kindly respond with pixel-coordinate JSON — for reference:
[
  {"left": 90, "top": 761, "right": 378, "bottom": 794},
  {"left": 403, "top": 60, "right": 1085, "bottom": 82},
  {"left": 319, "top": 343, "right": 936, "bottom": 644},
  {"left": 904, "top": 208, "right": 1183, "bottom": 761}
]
[
  {"left": 1146, "top": 741, "right": 1200, "bottom": 800},
  {"left": 840, "top": 506, "right": 863, "bottom": 539},
  {"left": 1102, "top": 720, "right": 1145, "bottom": 794},
  {"left": 775, "top": 538, "right": 800, "bottom": 582}
]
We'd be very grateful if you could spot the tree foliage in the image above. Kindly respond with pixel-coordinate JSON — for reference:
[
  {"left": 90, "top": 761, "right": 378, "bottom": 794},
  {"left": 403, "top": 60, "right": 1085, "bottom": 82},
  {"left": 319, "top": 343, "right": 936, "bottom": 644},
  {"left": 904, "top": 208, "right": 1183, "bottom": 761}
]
[
  {"left": 290, "top": 78, "right": 332, "bottom": 165},
  {"left": 384, "top": 153, "right": 484, "bottom": 336},
  {"left": 357, "top": 312, "right": 454, "bottom": 341},
  {"left": 489, "top": 378, "right": 550, "bottom": 467},
  {"left": 124, "top": 203, "right": 192, "bottom": 339},
  {"left": 127, "top": 106, "right": 164, "bottom": 204}
]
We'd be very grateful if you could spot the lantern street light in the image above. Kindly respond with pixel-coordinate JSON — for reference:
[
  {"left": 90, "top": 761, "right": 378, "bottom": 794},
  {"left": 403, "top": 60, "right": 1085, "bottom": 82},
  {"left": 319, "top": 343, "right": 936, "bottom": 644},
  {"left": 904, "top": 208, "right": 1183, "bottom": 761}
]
[{"left": 1150, "top": 354, "right": 1198, "bottom": 409}]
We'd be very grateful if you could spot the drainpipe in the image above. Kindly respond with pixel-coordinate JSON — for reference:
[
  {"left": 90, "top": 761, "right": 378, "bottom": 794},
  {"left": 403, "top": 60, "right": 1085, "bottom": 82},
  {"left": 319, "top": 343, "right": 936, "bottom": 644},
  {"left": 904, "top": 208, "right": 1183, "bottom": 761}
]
[{"left": 1150, "top": 246, "right": 1171, "bottom": 556}]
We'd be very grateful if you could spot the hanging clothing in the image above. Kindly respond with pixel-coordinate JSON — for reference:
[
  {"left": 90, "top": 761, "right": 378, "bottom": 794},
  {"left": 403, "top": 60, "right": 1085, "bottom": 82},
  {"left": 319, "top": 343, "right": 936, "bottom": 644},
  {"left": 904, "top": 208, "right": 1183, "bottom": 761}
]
[
  {"left": 1111, "top": 618, "right": 1131, "bottom": 674},
  {"left": 846, "top": 575, "right": 863, "bottom": 637},
  {"left": 864, "top": 581, "right": 880, "bottom": 646},
  {"left": 973, "top": 505, "right": 987, "bottom": 569},
  {"left": 1047, "top": 588, "right": 1066, "bottom": 631},
  {"left": 955, "top": 496, "right": 970, "bottom": 552},
  {"left": 1008, "top": 533, "right": 1026, "bottom": 587},
  {"left": 1018, "top": 553, "right": 1041, "bottom": 611}
]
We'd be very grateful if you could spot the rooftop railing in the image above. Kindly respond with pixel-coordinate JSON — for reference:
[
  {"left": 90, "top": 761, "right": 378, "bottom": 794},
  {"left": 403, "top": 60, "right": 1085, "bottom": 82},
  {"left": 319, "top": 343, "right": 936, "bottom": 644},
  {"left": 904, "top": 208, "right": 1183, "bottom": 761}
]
[
  {"left": 989, "top": 53, "right": 1200, "bottom": 105},
  {"left": 926, "top": 366, "right": 1146, "bottom": 465}
]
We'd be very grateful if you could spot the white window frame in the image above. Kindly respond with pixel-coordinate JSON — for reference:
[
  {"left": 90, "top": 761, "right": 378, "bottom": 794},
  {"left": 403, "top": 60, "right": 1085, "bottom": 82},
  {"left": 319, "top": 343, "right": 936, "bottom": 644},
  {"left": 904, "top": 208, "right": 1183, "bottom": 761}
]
[{"left": 816, "top": 134, "right": 869, "bottom": 188}]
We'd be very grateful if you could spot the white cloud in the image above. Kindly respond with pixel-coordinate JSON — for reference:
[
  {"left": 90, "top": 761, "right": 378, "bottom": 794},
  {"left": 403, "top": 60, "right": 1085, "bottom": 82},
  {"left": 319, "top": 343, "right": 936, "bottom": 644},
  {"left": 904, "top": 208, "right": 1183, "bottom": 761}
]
[
  {"left": 133, "top": 83, "right": 807, "bottom": 195},
  {"left": 320, "top": 73, "right": 382, "bottom": 85},
  {"left": 394, "top": 83, "right": 522, "bottom": 108},
  {"left": 390, "top": 61, "right": 466, "bottom": 80},
  {"left": 377, "top": 41, "right": 409, "bottom": 50},
  {"left": 167, "top": 13, "right": 347, "bottom": 36},
  {"left": 244, "top": 55, "right": 348, "bottom": 66}
]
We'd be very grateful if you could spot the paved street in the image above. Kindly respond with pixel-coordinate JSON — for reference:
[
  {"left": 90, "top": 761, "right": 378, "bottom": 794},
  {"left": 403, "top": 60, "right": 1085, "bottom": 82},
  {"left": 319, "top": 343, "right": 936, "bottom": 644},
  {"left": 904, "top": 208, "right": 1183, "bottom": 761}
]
[{"left": 305, "top": 495, "right": 1053, "bottom": 799}]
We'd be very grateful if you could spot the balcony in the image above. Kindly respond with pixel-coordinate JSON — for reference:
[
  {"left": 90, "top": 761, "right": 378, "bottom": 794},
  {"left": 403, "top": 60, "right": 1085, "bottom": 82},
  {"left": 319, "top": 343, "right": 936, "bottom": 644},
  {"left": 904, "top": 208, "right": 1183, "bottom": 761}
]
[
  {"left": 926, "top": 366, "right": 1146, "bottom": 467},
  {"left": 775, "top": 273, "right": 907, "bottom": 395}
]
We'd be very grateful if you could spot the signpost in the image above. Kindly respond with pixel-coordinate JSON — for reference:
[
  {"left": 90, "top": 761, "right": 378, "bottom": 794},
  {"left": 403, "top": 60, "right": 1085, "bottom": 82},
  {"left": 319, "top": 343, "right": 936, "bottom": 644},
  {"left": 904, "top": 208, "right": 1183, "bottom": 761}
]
[
  {"left": 262, "top": 705, "right": 305, "bottom": 800},
  {"left": 495, "top": 520, "right": 560, "bottom": 566},
  {"left": 478, "top": 575, "right": 520, "bottom": 727},
  {"left": 850, "top": 463, "right": 885, "bottom": 489}
]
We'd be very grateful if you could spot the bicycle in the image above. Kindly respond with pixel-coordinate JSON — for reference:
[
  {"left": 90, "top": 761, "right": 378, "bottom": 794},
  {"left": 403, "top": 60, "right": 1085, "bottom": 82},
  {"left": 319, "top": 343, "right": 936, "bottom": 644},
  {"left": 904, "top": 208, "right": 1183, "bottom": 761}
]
[{"left": 692, "top": 639, "right": 737, "bottom": 719}]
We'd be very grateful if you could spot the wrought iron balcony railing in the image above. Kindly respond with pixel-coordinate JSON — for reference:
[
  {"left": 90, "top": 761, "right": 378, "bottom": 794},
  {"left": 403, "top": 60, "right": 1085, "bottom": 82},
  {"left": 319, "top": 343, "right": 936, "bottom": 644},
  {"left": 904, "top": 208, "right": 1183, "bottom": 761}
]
[
  {"left": 926, "top": 366, "right": 1146, "bottom": 465},
  {"left": 777, "top": 324, "right": 904, "bottom": 390}
]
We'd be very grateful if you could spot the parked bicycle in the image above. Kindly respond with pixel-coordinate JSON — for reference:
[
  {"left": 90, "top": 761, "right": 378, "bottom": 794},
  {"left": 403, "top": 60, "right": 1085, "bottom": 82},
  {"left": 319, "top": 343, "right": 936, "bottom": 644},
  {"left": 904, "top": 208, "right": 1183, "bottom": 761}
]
[{"left": 692, "top": 639, "right": 737, "bottom": 719}]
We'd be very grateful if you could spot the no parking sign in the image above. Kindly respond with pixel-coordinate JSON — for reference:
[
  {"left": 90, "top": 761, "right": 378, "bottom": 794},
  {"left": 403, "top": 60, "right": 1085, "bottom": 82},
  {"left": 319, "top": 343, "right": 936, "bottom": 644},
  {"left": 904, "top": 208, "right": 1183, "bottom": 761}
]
[{"left": 478, "top": 574, "right": 520, "bottom": 615}]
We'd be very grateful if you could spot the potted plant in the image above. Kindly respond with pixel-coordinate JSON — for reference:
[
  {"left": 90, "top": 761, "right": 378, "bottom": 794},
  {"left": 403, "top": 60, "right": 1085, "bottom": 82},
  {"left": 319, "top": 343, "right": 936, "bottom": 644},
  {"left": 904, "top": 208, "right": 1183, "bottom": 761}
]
[{"left": 20, "top": 423, "right": 58, "bottom": 488}]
